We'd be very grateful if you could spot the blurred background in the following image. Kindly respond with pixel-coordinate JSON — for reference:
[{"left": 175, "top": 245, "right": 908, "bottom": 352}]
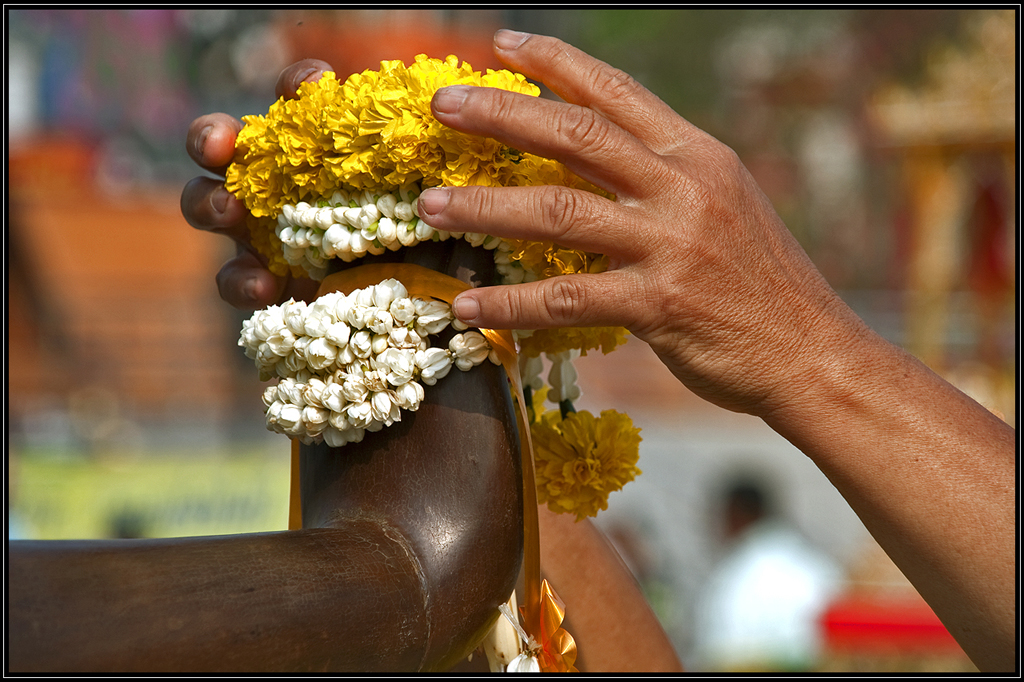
[{"left": 6, "top": 8, "right": 1015, "bottom": 672}]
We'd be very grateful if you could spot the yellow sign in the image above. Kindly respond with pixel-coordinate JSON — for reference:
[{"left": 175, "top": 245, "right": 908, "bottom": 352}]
[{"left": 10, "top": 452, "right": 291, "bottom": 540}]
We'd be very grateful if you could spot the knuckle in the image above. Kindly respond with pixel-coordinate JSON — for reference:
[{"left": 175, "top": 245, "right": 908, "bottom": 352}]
[
  {"left": 588, "top": 63, "right": 642, "bottom": 103},
  {"left": 554, "top": 105, "right": 609, "bottom": 155},
  {"left": 543, "top": 277, "right": 588, "bottom": 324},
  {"left": 490, "top": 90, "right": 522, "bottom": 129},
  {"left": 467, "top": 185, "right": 497, "bottom": 223},
  {"left": 541, "top": 186, "right": 584, "bottom": 242}
]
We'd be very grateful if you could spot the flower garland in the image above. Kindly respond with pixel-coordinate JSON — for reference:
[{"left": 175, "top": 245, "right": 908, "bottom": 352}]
[
  {"left": 239, "top": 278, "right": 496, "bottom": 447},
  {"left": 228, "top": 54, "right": 639, "bottom": 525}
]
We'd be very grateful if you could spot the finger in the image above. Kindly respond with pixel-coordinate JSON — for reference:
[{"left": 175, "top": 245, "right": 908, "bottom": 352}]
[
  {"left": 275, "top": 58, "right": 333, "bottom": 100},
  {"left": 186, "top": 113, "right": 244, "bottom": 175},
  {"left": 491, "top": 31, "right": 697, "bottom": 154},
  {"left": 216, "top": 249, "right": 288, "bottom": 310},
  {"left": 451, "top": 270, "right": 641, "bottom": 331},
  {"left": 417, "top": 185, "right": 648, "bottom": 262},
  {"left": 431, "top": 84, "right": 670, "bottom": 200},
  {"left": 180, "top": 176, "right": 249, "bottom": 242}
]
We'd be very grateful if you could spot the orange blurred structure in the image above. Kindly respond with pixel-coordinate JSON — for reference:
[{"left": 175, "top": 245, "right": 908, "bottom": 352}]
[
  {"left": 8, "top": 136, "right": 239, "bottom": 427},
  {"left": 275, "top": 9, "right": 504, "bottom": 76}
]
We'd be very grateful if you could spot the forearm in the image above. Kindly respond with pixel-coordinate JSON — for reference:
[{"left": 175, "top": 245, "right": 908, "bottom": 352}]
[
  {"left": 538, "top": 506, "right": 683, "bottom": 672},
  {"left": 764, "top": 326, "right": 1016, "bottom": 671}
]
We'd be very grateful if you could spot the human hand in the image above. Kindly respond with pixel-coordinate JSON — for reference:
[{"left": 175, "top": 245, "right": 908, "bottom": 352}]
[
  {"left": 419, "top": 30, "right": 873, "bottom": 418},
  {"left": 180, "top": 60, "right": 329, "bottom": 310}
]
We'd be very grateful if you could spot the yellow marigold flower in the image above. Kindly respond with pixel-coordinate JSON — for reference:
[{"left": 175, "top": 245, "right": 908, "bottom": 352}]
[
  {"left": 518, "top": 326, "right": 630, "bottom": 359},
  {"left": 532, "top": 409, "right": 642, "bottom": 521},
  {"left": 224, "top": 54, "right": 602, "bottom": 274}
]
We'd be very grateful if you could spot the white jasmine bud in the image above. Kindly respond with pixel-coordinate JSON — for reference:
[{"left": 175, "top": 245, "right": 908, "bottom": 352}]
[
  {"left": 293, "top": 227, "right": 311, "bottom": 249},
  {"left": 390, "top": 297, "right": 417, "bottom": 325},
  {"left": 282, "top": 300, "right": 308, "bottom": 336},
  {"left": 265, "top": 399, "right": 285, "bottom": 426},
  {"left": 415, "top": 347, "right": 453, "bottom": 385},
  {"left": 397, "top": 220, "right": 418, "bottom": 247},
  {"left": 346, "top": 304, "right": 373, "bottom": 329},
  {"left": 315, "top": 207, "right": 334, "bottom": 231},
  {"left": 336, "top": 344, "right": 357, "bottom": 366},
  {"left": 341, "top": 375, "right": 368, "bottom": 403},
  {"left": 323, "top": 382, "right": 347, "bottom": 413},
  {"left": 343, "top": 206, "right": 363, "bottom": 227},
  {"left": 413, "top": 218, "right": 434, "bottom": 241},
  {"left": 302, "top": 313, "right": 330, "bottom": 338},
  {"left": 350, "top": 330, "right": 373, "bottom": 359},
  {"left": 304, "top": 337, "right": 337, "bottom": 370},
  {"left": 265, "top": 327, "right": 296, "bottom": 356},
  {"left": 367, "top": 309, "right": 394, "bottom": 336},
  {"left": 394, "top": 201, "right": 415, "bottom": 222},
  {"left": 377, "top": 217, "right": 399, "bottom": 248},
  {"left": 363, "top": 370, "right": 388, "bottom": 394},
  {"left": 450, "top": 331, "right": 491, "bottom": 371},
  {"left": 277, "top": 378, "right": 305, "bottom": 405},
  {"left": 277, "top": 225, "right": 295, "bottom": 245},
  {"left": 349, "top": 231, "right": 370, "bottom": 257},
  {"left": 377, "top": 347, "right": 417, "bottom": 386},
  {"left": 347, "top": 400, "right": 373, "bottom": 429},
  {"left": 281, "top": 204, "right": 296, "bottom": 224},
  {"left": 374, "top": 279, "right": 407, "bottom": 308},
  {"left": 322, "top": 224, "right": 348, "bottom": 258},
  {"left": 376, "top": 193, "right": 398, "bottom": 218},
  {"left": 413, "top": 299, "right": 452, "bottom": 335},
  {"left": 370, "top": 333, "right": 390, "bottom": 355},
  {"left": 322, "top": 426, "right": 350, "bottom": 448},
  {"left": 327, "top": 409, "right": 350, "bottom": 431},
  {"left": 302, "top": 378, "right": 329, "bottom": 408},
  {"left": 332, "top": 206, "right": 350, "bottom": 225},
  {"left": 392, "top": 381, "right": 425, "bottom": 410},
  {"left": 325, "top": 321, "right": 351, "bottom": 347},
  {"left": 520, "top": 355, "right": 545, "bottom": 391},
  {"left": 361, "top": 203, "right": 381, "bottom": 226},
  {"left": 302, "top": 405, "right": 329, "bottom": 435},
  {"left": 253, "top": 306, "right": 285, "bottom": 341},
  {"left": 277, "top": 403, "right": 304, "bottom": 436},
  {"left": 388, "top": 326, "right": 422, "bottom": 349},
  {"left": 548, "top": 351, "right": 582, "bottom": 402},
  {"left": 371, "top": 391, "right": 400, "bottom": 426}
]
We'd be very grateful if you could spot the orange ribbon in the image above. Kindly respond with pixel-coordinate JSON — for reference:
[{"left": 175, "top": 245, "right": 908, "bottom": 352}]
[
  {"left": 533, "top": 579, "right": 579, "bottom": 673},
  {"left": 285, "top": 263, "right": 576, "bottom": 670}
]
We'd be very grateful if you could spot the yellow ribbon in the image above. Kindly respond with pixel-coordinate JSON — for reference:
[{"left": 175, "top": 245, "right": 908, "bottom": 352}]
[
  {"left": 285, "top": 262, "right": 576, "bottom": 671},
  {"left": 288, "top": 438, "right": 302, "bottom": 530}
]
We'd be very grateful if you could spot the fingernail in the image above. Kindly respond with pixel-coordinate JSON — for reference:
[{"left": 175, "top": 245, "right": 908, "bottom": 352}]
[
  {"left": 298, "top": 66, "right": 323, "bottom": 84},
  {"left": 433, "top": 85, "right": 470, "bottom": 115},
  {"left": 195, "top": 125, "right": 212, "bottom": 160},
  {"left": 418, "top": 187, "right": 450, "bottom": 216},
  {"left": 211, "top": 186, "right": 230, "bottom": 214},
  {"left": 453, "top": 293, "right": 480, "bottom": 323},
  {"left": 242, "top": 277, "right": 261, "bottom": 303},
  {"left": 494, "top": 29, "right": 530, "bottom": 51}
]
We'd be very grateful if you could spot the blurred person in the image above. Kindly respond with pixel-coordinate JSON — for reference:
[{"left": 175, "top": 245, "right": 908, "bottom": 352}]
[
  {"left": 183, "top": 31, "right": 1015, "bottom": 671},
  {"left": 691, "top": 475, "right": 841, "bottom": 671}
]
